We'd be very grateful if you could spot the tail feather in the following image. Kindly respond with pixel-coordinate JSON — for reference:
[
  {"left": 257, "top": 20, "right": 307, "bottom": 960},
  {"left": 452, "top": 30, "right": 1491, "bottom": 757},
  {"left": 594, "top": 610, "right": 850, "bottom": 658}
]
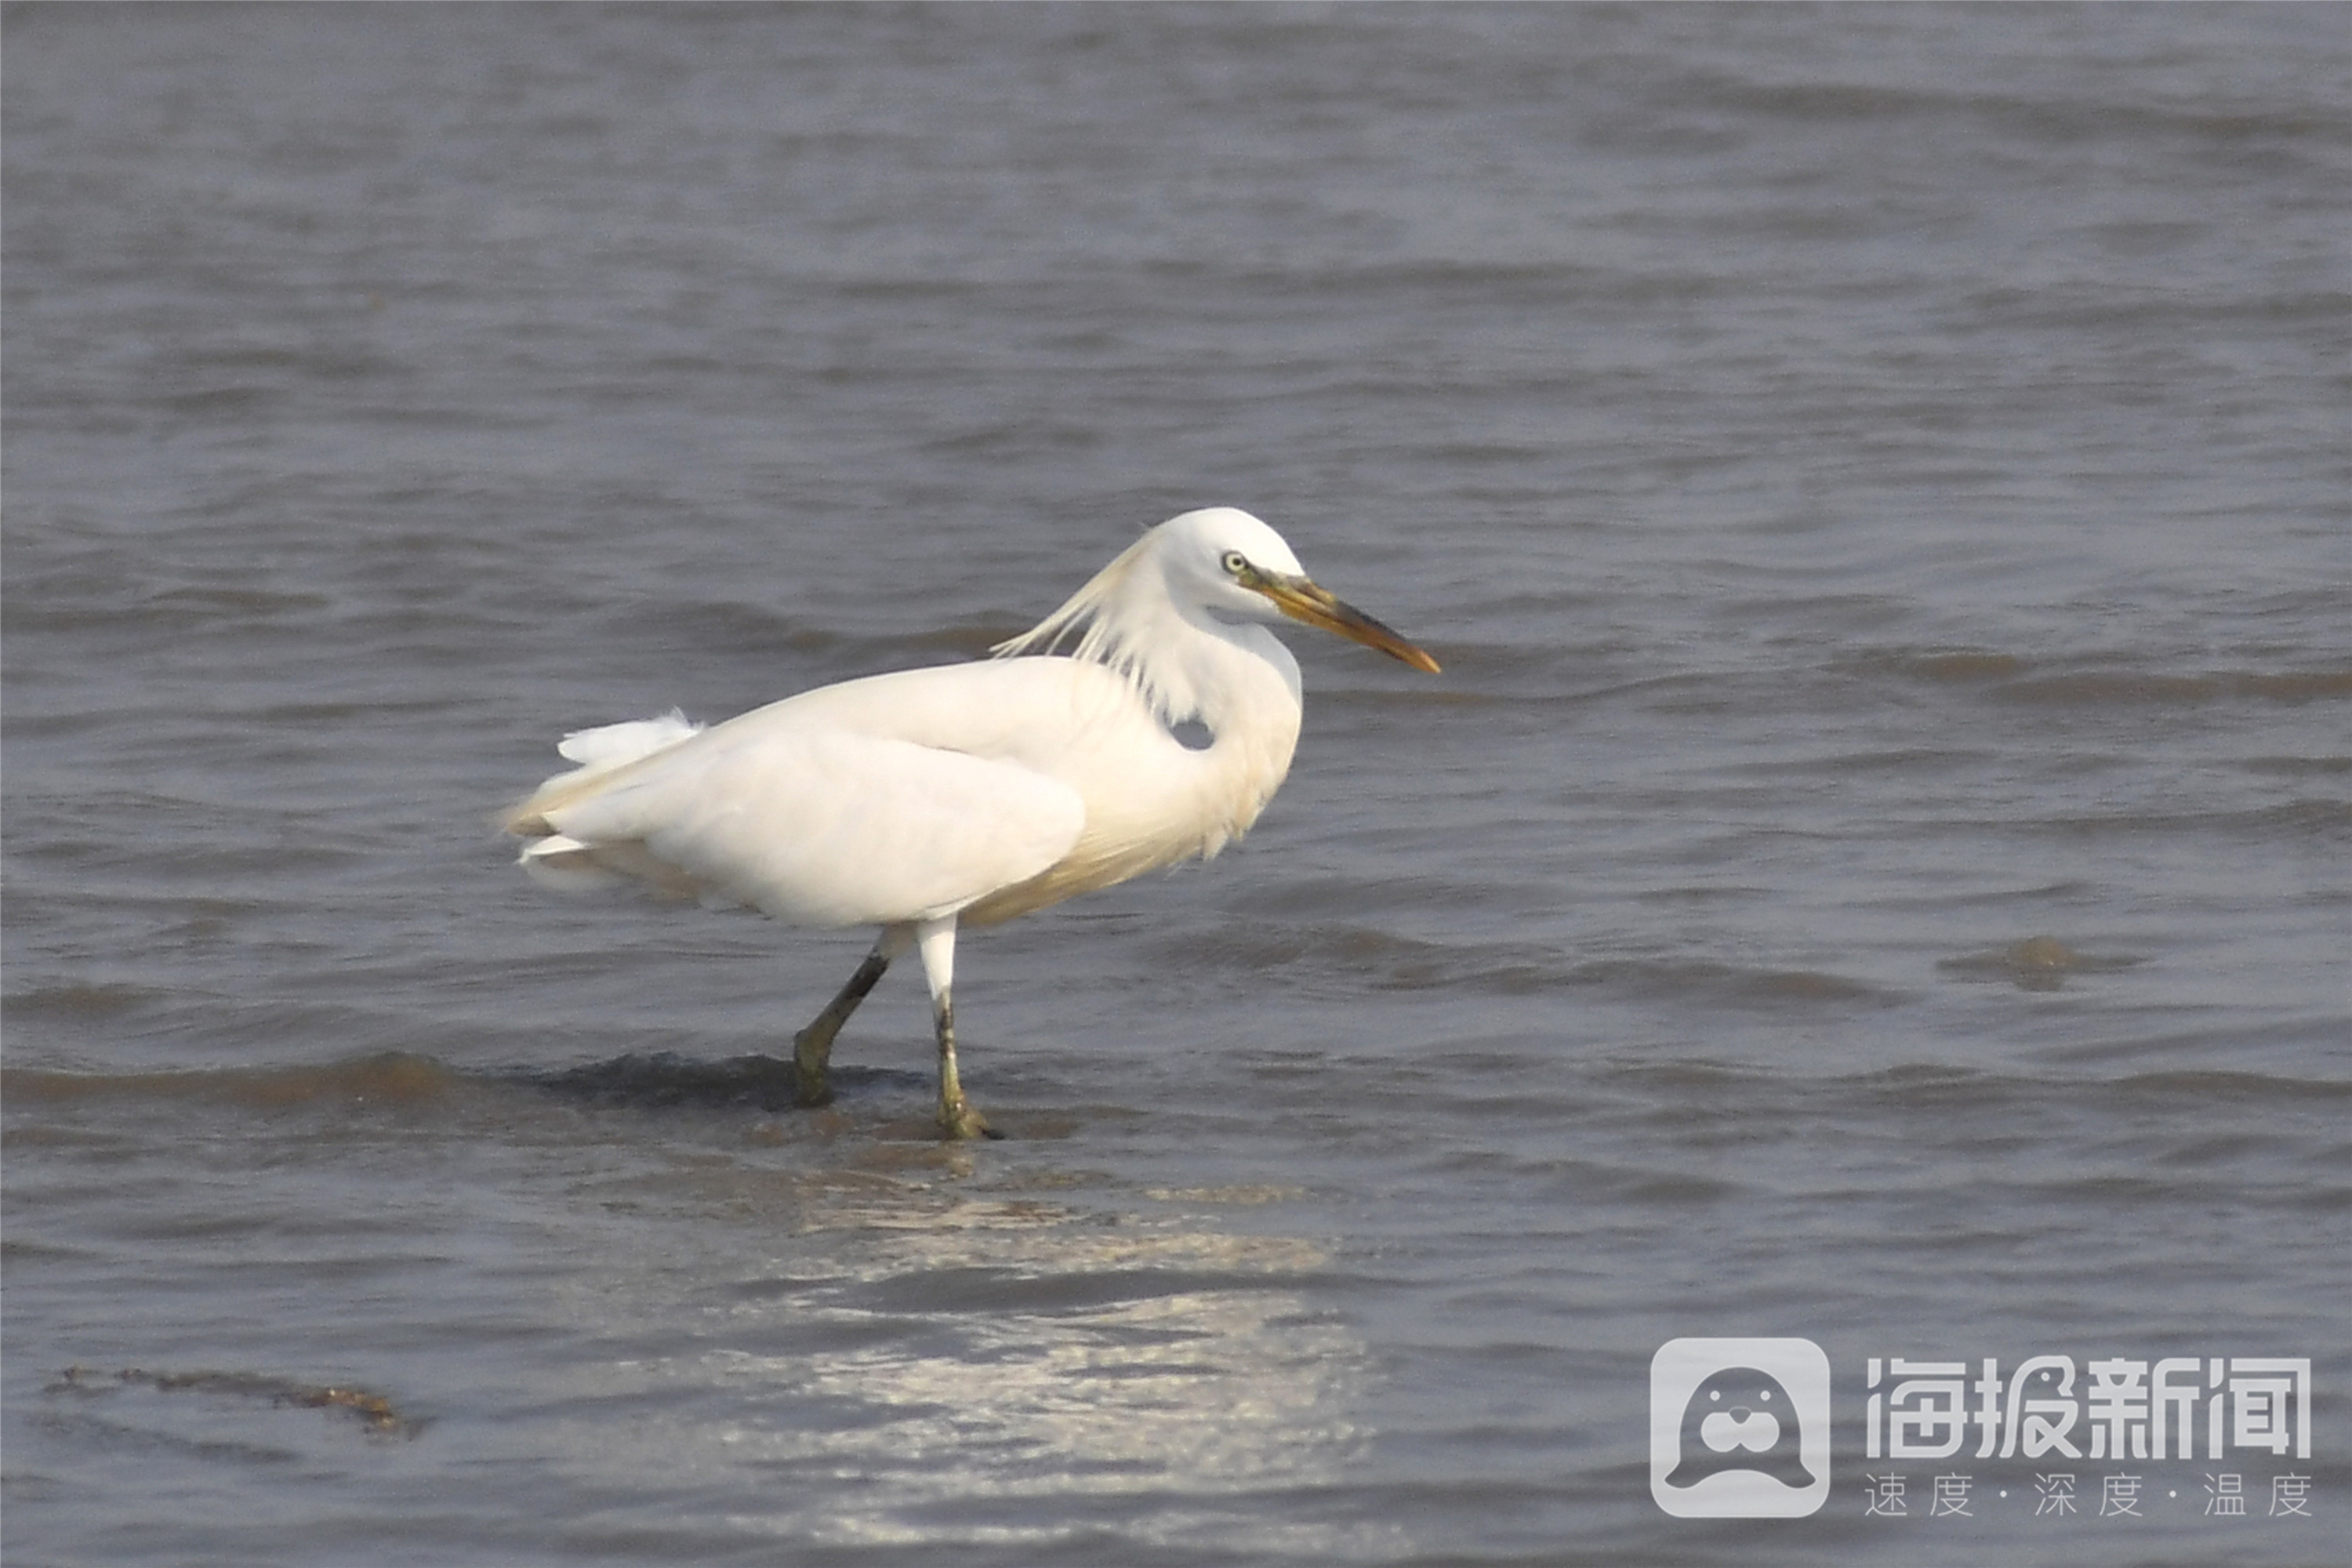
[
  {"left": 517, "top": 833, "right": 628, "bottom": 892},
  {"left": 556, "top": 709, "right": 701, "bottom": 769},
  {"left": 503, "top": 708, "right": 702, "bottom": 836}
]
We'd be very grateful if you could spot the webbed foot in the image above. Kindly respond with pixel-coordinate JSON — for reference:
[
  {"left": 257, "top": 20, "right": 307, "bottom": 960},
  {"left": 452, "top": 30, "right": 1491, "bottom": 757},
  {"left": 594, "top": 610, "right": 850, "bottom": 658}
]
[
  {"left": 938, "top": 1095, "right": 1000, "bottom": 1142},
  {"left": 792, "top": 1027, "right": 833, "bottom": 1107}
]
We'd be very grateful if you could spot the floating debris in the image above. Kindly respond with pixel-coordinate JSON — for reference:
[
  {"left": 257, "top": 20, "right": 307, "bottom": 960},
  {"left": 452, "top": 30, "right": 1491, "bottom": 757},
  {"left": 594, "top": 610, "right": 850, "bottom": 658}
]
[
  {"left": 1937, "top": 936, "right": 2143, "bottom": 993},
  {"left": 49, "top": 1365, "right": 426, "bottom": 1439}
]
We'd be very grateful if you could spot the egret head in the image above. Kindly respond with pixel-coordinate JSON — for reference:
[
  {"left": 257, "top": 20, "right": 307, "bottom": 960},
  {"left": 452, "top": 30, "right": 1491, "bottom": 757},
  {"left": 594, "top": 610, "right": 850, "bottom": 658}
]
[{"left": 1160, "top": 507, "right": 1442, "bottom": 674}]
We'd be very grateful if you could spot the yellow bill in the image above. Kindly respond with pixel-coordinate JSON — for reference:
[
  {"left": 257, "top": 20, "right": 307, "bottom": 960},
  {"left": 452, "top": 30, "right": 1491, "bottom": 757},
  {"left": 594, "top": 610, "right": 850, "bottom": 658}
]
[{"left": 1251, "top": 574, "right": 1443, "bottom": 674}]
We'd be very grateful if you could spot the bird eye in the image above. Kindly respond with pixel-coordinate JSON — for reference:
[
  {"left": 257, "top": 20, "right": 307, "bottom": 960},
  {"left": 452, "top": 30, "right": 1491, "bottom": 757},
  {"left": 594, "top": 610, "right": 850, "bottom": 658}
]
[{"left": 1220, "top": 550, "right": 1249, "bottom": 576}]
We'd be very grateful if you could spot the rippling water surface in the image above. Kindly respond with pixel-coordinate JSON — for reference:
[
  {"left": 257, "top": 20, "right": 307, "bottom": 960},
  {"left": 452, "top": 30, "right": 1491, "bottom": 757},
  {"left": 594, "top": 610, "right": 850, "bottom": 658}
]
[{"left": 5, "top": 7, "right": 2347, "bottom": 1564}]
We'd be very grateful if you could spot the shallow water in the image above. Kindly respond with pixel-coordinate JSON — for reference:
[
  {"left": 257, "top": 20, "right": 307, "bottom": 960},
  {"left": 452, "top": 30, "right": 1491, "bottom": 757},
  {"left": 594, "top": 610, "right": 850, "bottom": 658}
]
[{"left": 4, "top": 5, "right": 2347, "bottom": 1564}]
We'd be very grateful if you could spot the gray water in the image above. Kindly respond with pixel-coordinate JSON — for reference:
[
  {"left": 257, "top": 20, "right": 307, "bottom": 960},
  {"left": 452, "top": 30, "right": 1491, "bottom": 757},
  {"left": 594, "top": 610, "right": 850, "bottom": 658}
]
[{"left": 5, "top": 5, "right": 2347, "bottom": 1564}]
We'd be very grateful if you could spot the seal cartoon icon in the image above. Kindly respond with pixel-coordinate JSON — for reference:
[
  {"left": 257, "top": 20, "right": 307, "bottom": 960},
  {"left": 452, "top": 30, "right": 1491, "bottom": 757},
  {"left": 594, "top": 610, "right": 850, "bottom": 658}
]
[{"left": 1663, "top": 1365, "right": 1816, "bottom": 1489}]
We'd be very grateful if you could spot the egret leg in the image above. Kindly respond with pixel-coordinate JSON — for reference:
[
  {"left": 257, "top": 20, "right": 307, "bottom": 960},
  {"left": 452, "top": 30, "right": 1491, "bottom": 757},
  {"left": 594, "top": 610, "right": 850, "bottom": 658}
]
[
  {"left": 793, "top": 927, "right": 913, "bottom": 1106},
  {"left": 915, "top": 916, "right": 996, "bottom": 1140}
]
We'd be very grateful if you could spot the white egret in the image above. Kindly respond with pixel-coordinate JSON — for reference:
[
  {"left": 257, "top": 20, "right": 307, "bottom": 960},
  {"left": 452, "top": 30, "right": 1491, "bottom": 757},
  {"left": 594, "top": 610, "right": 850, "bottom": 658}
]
[{"left": 505, "top": 506, "right": 1440, "bottom": 1138}]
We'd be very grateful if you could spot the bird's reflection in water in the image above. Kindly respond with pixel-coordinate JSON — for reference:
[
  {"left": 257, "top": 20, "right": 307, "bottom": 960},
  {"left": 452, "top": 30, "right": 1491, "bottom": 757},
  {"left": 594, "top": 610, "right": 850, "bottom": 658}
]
[{"left": 546, "top": 1145, "right": 1391, "bottom": 1555}]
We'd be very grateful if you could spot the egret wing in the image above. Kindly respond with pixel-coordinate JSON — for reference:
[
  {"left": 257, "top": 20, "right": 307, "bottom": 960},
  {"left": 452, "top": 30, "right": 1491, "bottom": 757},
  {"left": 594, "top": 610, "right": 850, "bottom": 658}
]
[{"left": 539, "top": 728, "right": 1087, "bottom": 928}]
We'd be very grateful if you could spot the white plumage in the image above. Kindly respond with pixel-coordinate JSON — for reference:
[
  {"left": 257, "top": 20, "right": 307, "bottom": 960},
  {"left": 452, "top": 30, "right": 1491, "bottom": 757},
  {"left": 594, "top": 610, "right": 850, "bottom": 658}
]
[{"left": 506, "top": 506, "right": 1438, "bottom": 1137}]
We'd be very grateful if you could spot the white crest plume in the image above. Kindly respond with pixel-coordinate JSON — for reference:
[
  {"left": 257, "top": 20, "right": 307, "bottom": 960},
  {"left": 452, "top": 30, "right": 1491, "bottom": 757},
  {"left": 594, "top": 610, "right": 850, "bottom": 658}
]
[{"left": 990, "top": 527, "right": 1196, "bottom": 726}]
